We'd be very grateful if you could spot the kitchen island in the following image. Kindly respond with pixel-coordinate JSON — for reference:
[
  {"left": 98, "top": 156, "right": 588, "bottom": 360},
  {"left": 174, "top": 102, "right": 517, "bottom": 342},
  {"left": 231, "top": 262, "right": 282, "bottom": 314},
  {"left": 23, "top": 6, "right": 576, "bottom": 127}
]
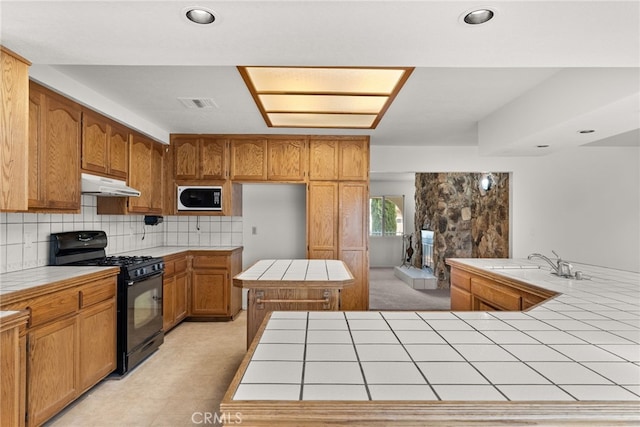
[
  {"left": 220, "top": 259, "right": 640, "bottom": 426},
  {"left": 234, "top": 259, "right": 354, "bottom": 347}
]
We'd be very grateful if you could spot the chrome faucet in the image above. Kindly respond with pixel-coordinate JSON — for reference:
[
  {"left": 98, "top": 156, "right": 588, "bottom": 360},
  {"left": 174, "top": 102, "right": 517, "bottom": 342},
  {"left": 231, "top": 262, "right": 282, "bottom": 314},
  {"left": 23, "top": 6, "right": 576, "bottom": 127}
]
[{"left": 528, "top": 250, "right": 575, "bottom": 278}]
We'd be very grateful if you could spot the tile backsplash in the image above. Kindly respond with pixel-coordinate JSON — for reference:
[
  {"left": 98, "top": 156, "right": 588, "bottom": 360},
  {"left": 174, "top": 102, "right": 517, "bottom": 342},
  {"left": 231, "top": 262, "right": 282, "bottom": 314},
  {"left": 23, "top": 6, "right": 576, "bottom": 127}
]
[{"left": 0, "top": 196, "right": 243, "bottom": 274}]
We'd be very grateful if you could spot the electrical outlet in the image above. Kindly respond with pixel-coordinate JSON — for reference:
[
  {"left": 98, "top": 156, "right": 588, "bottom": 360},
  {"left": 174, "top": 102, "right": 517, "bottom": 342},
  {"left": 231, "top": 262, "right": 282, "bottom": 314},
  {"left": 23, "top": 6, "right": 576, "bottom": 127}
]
[{"left": 252, "top": 226, "right": 257, "bottom": 235}]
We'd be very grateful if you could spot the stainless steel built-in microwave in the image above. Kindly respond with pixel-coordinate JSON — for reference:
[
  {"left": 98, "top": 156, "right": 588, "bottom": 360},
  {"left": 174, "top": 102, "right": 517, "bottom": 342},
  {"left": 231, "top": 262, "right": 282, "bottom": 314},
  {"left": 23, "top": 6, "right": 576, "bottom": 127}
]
[{"left": 177, "top": 186, "right": 222, "bottom": 211}]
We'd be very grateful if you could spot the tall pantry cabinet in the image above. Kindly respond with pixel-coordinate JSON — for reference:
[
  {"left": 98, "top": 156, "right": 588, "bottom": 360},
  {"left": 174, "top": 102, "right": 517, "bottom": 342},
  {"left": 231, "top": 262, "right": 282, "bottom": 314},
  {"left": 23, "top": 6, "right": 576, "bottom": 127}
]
[{"left": 307, "top": 136, "right": 369, "bottom": 311}]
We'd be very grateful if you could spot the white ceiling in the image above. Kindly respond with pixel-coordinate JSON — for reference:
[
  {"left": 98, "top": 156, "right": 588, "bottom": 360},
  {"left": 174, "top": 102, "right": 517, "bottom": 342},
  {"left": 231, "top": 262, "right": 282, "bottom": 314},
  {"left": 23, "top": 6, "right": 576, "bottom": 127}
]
[{"left": 1, "top": 1, "right": 639, "bottom": 154}]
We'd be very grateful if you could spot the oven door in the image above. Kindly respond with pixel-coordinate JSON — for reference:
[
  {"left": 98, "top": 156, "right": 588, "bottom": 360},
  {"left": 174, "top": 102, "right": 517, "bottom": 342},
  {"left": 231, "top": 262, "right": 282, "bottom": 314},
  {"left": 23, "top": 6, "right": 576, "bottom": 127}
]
[{"left": 127, "top": 272, "right": 163, "bottom": 352}]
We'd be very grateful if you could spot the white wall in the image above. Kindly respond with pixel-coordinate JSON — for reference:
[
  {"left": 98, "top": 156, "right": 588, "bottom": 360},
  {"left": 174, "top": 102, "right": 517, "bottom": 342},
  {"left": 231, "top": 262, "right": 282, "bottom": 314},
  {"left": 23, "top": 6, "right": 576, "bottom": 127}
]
[
  {"left": 240, "top": 184, "right": 307, "bottom": 308},
  {"left": 371, "top": 145, "right": 640, "bottom": 272},
  {"left": 369, "top": 178, "right": 416, "bottom": 267},
  {"left": 241, "top": 184, "right": 307, "bottom": 268}
]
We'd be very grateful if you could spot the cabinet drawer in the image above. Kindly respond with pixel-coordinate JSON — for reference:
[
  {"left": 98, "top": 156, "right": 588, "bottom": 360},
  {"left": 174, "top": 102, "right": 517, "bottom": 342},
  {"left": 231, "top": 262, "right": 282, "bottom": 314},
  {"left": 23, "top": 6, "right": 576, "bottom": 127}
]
[
  {"left": 28, "top": 289, "right": 79, "bottom": 328},
  {"left": 450, "top": 269, "right": 472, "bottom": 292},
  {"left": 192, "top": 255, "right": 227, "bottom": 269},
  {"left": 471, "top": 278, "right": 521, "bottom": 311},
  {"left": 80, "top": 278, "right": 116, "bottom": 308}
]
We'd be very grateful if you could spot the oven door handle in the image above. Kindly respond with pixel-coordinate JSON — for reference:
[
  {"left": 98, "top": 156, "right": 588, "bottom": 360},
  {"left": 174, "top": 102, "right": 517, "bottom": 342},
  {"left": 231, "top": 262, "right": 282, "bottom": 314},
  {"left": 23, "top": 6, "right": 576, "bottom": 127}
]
[{"left": 127, "top": 271, "right": 164, "bottom": 286}]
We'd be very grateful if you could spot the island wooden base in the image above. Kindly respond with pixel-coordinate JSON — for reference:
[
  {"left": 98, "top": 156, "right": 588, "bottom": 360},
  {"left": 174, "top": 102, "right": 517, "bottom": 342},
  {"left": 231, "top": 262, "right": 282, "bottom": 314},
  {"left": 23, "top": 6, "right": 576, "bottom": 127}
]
[{"left": 246, "top": 288, "right": 338, "bottom": 347}]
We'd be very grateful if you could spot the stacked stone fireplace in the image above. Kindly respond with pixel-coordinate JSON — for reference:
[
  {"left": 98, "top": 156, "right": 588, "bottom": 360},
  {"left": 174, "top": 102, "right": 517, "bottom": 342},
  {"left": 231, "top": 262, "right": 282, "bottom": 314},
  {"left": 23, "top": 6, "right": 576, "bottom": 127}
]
[{"left": 414, "top": 172, "right": 510, "bottom": 288}]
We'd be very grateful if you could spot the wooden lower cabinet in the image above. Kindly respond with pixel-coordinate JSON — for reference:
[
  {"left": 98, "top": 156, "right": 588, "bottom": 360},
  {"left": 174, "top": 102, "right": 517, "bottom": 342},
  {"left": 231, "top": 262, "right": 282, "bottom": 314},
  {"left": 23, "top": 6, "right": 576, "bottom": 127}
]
[
  {"left": 78, "top": 299, "right": 116, "bottom": 392},
  {"left": 189, "top": 249, "right": 243, "bottom": 320},
  {"left": 0, "top": 271, "right": 118, "bottom": 427},
  {"left": 0, "top": 311, "right": 29, "bottom": 427},
  {"left": 448, "top": 263, "right": 556, "bottom": 312},
  {"left": 27, "top": 316, "right": 79, "bottom": 426},
  {"left": 163, "top": 254, "right": 189, "bottom": 332}
]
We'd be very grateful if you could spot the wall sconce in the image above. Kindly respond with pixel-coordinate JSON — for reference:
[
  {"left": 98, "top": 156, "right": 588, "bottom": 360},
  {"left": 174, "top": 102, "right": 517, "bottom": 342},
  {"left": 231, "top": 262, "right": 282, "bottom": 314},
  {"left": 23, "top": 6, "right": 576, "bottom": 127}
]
[{"left": 479, "top": 173, "right": 496, "bottom": 195}]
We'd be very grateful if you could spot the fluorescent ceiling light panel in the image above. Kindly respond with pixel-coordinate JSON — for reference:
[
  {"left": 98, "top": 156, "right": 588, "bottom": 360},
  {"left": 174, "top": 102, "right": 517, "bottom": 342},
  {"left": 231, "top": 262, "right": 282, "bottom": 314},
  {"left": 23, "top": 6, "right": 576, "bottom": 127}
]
[
  {"left": 258, "top": 94, "right": 388, "bottom": 114},
  {"left": 238, "top": 66, "right": 414, "bottom": 129},
  {"left": 268, "top": 113, "right": 377, "bottom": 128}
]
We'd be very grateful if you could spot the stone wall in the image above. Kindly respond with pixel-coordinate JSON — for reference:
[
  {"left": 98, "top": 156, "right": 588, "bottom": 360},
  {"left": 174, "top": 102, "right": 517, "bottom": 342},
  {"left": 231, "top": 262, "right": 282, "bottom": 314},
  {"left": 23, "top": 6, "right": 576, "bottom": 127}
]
[{"left": 414, "top": 172, "right": 509, "bottom": 288}]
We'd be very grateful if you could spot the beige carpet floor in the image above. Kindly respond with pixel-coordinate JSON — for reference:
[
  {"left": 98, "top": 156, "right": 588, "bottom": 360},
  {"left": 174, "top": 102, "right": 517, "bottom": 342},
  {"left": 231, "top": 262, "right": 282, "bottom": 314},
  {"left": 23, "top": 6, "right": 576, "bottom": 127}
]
[{"left": 369, "top": 267, "right": 451, "bottom": 311}]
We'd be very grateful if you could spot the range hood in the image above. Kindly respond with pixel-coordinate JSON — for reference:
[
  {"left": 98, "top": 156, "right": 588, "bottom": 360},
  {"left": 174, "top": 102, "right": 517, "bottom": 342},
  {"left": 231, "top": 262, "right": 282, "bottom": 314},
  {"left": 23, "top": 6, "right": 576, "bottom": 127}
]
[{"left": 81, "top": 173, "right": 141, "bottom": 197}]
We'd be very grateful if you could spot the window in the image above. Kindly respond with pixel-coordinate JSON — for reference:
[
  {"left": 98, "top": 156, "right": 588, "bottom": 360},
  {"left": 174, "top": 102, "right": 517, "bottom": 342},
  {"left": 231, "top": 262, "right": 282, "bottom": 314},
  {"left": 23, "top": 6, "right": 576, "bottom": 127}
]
[{"left": 370, "top": 195, "right": 404, "bottom": 236}]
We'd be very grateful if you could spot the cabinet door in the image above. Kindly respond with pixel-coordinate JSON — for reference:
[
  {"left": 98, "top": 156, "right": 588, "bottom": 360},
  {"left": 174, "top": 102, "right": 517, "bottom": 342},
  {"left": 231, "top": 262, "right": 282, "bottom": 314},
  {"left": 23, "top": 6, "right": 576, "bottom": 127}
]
[
  {"left": 0, "top": 47, "right": 29, "bottom": 212},
  {"left": 42, "top": 93, "right": 81, "bottom": 210},
  {"left": 78, "top": 299, "right": 116, "bottom": 392},
  {"left": 174, "top": 272, "right": 188, "bottom": 323},
  {"left": 338, "top": 138, "right": 368, "bottom": 181},
  {"left": 162, "top": 277, "right": 176, "bottom": 331},
  {"left": 191, "top": 270, "right": 228, "bottom": 315},
  {"left": 0, "top": 315, "right": 27, "bottom": 427},
  {"left": 338, "top": 182, "right": 369, "bottom": 310},
  {"left": 450, "top": 285, "right": 471, "bottom": 311},
  {"left": 201, "top": 137, "right": 227, "bottom": 180},
  {"left": 107, "top": 122, "right": 129, "bottom": 180},
  {"left": 308, "top": 139, "right": 338, "bottom": 180},
  {"left": 230, "top": 139, "right": 267, "bottom": 181},
  {"left": 173, "top": 137, "right": 199, "bottom": 180},
  {"left": 27, "top": 316, "right": 78, "bottom": 427},
  {"left": 149, "top": 141, "right": 164, "bottom": 214},
  {"left": 81, "top": 111, "right": 108, "bottom": 175},
  {"left": 267, "top": 138, "right": 306, "bottom": 181},
  {"left": 307, "top": 182, "right": 338, "bottom": 259},
  {"left": 128, "top": 135, "right": 152, "bottom": 213},
  {"left": 28, "top": 87, "right": 45, "bottom": 208}
]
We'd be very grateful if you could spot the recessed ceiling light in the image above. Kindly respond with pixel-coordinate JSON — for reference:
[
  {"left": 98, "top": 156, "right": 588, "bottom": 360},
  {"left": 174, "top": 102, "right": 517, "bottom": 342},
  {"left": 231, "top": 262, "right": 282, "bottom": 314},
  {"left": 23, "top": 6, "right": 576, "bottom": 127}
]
[
  {"left": 463, "top": 9, "right": 495, "bottom": 25},
  {"left": 578, "top": 129, "right": 595, "bottom": 134},
  {"left": 185, "top": 8, "right": 216, "bottom": 24}
]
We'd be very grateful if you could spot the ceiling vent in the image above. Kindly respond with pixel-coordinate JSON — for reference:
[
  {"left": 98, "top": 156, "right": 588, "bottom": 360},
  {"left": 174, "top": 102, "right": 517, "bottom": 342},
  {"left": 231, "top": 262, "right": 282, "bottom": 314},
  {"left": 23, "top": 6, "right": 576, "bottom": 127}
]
[{"left": 178, "top": 97, "right": 218, "bottom": 109}]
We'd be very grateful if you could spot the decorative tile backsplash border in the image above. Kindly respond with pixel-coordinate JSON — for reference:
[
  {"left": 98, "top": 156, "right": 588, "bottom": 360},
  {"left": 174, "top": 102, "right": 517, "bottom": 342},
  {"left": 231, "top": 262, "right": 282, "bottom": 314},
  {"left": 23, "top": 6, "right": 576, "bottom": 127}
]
[{"left": 0, "top": 196, "right": 243, "bottom": 274}]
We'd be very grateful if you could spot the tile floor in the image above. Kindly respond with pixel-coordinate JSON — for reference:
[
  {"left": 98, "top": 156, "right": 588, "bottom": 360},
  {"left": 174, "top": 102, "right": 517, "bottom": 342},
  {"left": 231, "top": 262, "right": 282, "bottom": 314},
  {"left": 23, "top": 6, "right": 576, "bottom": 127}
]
[{"left": 45, "top": 313, "right": 247, "bottom": 427}]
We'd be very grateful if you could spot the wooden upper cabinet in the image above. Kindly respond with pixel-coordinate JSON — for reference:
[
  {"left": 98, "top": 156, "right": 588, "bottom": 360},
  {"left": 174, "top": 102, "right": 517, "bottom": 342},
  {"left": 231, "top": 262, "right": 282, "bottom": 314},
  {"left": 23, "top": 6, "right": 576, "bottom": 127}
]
[
  {"left": 107, "top": 121, "right": 129, "bottom": 180},
  {"left": 338, "top": 138, "right": 369, "bottom": 181},
  {"left": 126, "top": 134, "right": 164, "bottom": 215},
  {"left": 309, "top": 138, "right": 339, "bottom": 181},
  {"left": 230, "top": 138, "right": 267, "bottom": 181},
  {"left": 81, "top": 110, "right": 129, "bottom": 180},
  {"left": 309, "top": 136, "right": 369, "bottom": 181},
  {"left": 1, "top": 46, "right": 30, "bottom": 212},
  {"left": 127, "top": 134, "right": 152, "bottom": 213},
  {"left": 173, "top": 135, "right": 227, "bottom": 181},
  {"left": 267, "top": 138, "right": 307, "bottom": 181},
  {"left": 149, "top": 140, "right": 164, "bottom": 213},
  {"left": 28, "top": 81, "right": 81, "bottom": 212},
  {"left": 81, "top": 111, "right": 108, "bottom": 175}
]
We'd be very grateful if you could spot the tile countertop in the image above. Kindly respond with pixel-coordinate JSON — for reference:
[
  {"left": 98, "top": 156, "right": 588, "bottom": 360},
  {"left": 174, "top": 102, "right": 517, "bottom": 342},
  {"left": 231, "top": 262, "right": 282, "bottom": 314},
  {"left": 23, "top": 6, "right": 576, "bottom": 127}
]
[
  {"left": 229, "top": 259, "right": 640, "bottom": 403},
  {"left": 0, "top": 246, "right": 242, "bottom": 298}
]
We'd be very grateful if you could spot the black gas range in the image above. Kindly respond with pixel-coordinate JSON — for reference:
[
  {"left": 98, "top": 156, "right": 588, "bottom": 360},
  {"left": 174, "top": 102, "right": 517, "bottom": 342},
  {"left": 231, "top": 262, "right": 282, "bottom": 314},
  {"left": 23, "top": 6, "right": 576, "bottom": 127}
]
[
  {"left": 51, "top": 231, "right": 165, "bottom": 376},
  {"left": 75, "top": 255, "right": 165, "bottom": 281}
]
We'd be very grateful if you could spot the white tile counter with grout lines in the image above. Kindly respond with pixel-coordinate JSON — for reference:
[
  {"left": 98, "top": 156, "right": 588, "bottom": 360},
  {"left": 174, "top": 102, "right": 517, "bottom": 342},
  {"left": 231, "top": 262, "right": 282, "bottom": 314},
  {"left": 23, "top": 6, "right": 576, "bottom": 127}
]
[{"left": 221, "top": 258, "right": 640, "bottom": 426}]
